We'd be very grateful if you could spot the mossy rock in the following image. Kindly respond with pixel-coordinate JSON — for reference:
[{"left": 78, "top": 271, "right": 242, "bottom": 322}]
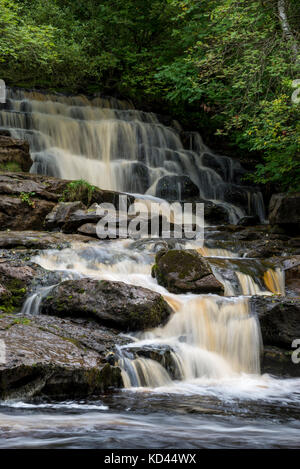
[
  {"left": 152, "top": 249, "right": 224, "bottom": 295},
  {"left": 41, "top": 278, "right": 172, "bottom": 331}
]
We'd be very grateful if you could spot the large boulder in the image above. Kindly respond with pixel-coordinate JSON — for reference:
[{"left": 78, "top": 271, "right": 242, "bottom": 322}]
[
  {"left": 269, "top": 193, "right": 300, "bottom": 230},
  {"left": 202, "top": 200, "right": 229, "bottom": 225},
  {"left": 155, "top": 175, "right": 200, "bottom": 200},
  {"left": 44, "top": 201, "right": 86, "bottom": 230},
  {"left": 251, "top": 296, "right": 300, "bottom": 349},
  {"left": 152, "top": 249, "right": 224, "bottom": 295},
  {"left": 0, "top": 314, "right": 126, "bottom": 399},
  {"left": 41, "top": 279, "right": 172, "bottom": 331},
  {"left": 0, "top": 136, "right": 32, "bottom": 172}
]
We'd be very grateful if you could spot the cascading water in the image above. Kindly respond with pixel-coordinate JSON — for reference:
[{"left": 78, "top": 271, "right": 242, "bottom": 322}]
[
  {"left": 30, "top": 239, "right": 285, "bottom": 390},
  {"left": 0, "top": 88, "right": 265, "bottom": 223}
]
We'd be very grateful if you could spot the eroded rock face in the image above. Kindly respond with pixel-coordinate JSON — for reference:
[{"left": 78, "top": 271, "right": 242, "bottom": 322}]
[
  {"left": 251, "top": 295, "right": 300, "bottom": 349},
  {"left": 152, "top": 249, "right": 224, "bottom": 295},
  {"left": 0, "top": 314, "right": 126, "bottom": 399},
  {"left": 269, "top": 193, "right": 300, "bottom": 230},
  {"left": 0, "top": 173, "right": 134, "bottom": 231},
  {"left": 0, "top": 136, "right": 32, "bottom": 172},
  {"left": 41, "top": 279, "right": 172, "bottom": 331}
]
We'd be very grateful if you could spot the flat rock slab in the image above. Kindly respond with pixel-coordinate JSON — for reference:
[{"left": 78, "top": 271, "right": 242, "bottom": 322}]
[
  {"left": 0, "top": 314, "right": 128, "bottom": 399},
  {"left": 0, "top": 230, "right": 95, "bottom": 249}
]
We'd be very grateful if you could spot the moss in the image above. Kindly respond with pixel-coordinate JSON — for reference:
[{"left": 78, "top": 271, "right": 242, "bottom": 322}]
[
  {"left": 0, "top": 162, "right": 22, "bottom": 172},
  {"left": 12, "top": 317, "right": 31, "bottom": 326},
  {"left": 61, "top": 336, "right": 82, "bottom": 348},
  {"left": 60, "top": 179, "right": 95, "bottom": 205},
  {"left": 0, "top": 278, "right": 27, "bottom": 313}
]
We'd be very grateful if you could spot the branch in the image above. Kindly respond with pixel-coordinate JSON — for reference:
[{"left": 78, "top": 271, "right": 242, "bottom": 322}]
[{"left": 278, "top": 0, "right": 299, "bottom": 63}]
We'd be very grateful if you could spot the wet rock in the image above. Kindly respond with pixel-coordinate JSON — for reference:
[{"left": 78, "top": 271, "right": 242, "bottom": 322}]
[
  {"left": 0, "top": 230, "right": 95, "bottom": 250},
  {"left": 152, "top": 249, "right": 224, "bottom": 295},
  {"left": 61, "top": 207, "right": 108, "bottom": 233},
  {"left": 77, "top": 223, "right": 98, "bottom": 237},
  {"left": 0, "top": 195, "right": 55, "bottom": 231},
  {"left": 0, "top": 173, "right": 59, "bottom": 201},
  {"left": 262, "top": 346, "right": 300, "bottom": 377},
  {"left": 0, "top": 136, "right": 32, "bottom": 173},
  {"left": 155, "top": 175, "right": 200, "bottom": 201},
  {"left": 121, "top": 343, "right": 181, "bottom": 380},
  {"left": 223, "top": 184, "right": 249, "bottom": 208},
  {"left": 45, "top": 201, "right": 86, "bottom": 230},
  {"left": 0, "top": 314, "right": 125, "bottom": 399},
  {"left": 237, "top": 216, "right": 260, "bottom": 226},
  {"left": 269, "top": 193, "right": 300, "bottom": 232},
  {"left": 283, "top": 256, "right": 300, "bottom": 296},
  {"left": 202, "top": 201, "right": 229, "bottom": 225},
  {"left": 0, "top": 256, "right": 71, "bottom": 313},
  {"left": 242, "top": 240, "right": 285, "bottom": 258},
  {"left": 41, "top": 279, "right": 172, "bottom": 331},
  {"left": 0, "top": 173, "right": 135, "bottom": 231},
  {"left": 0, "top": 260, "right": 35, "bottom": 312},
  {"left": 251, "top": 295, "right": 300, "bottom": 349}
]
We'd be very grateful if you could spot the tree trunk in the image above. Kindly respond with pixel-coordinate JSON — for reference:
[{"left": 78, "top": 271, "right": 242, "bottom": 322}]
[{"left": 278, "top": 0, "right": 299, "bottom": 63}]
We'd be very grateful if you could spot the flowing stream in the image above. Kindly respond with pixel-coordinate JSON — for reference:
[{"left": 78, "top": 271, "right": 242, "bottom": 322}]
[
  {"left": 1, "top": 238, "right": 298, "bottom": 449},
  {"left": 0, "top": 90, "right": 299, "bottom": 448}
]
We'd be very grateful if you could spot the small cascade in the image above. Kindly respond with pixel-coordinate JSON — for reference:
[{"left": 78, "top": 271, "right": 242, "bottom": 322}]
[
  {"left": 263, "top": 268, "right": 285, "bottom": 295},
  {"left": 21, "top": 285, "right": 56, "bottom": 315},
  {"left": 0, "top": 88, "right": 266, "bottom": 223},
  {"left": 119, "top": 353, "right": 172, "bottom": 388},
  {"left": 236, "top": 272, "right": 266, "bottom": 296}
]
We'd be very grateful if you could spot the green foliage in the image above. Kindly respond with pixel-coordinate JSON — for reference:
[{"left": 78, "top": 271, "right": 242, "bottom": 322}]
[
  {"left": 20, "top": 191, "right": 36, "bottom": 207},
  {"left": 60, "top": 179, "right": 95, "bottom": 205},
  {"left": 156, "top": 0, "right": 300, "bottom": 192},
  {"left": 1, "top": 0, "right": 299, "bottom": 191}
]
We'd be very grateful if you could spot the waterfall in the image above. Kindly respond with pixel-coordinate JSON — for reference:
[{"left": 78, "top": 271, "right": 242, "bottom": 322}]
[
  {"left": 118, "top": 296, "right": 262, "bottom": 388},
  {"left": 0, "top": 88, "right": 265, "bottom": 223}
]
